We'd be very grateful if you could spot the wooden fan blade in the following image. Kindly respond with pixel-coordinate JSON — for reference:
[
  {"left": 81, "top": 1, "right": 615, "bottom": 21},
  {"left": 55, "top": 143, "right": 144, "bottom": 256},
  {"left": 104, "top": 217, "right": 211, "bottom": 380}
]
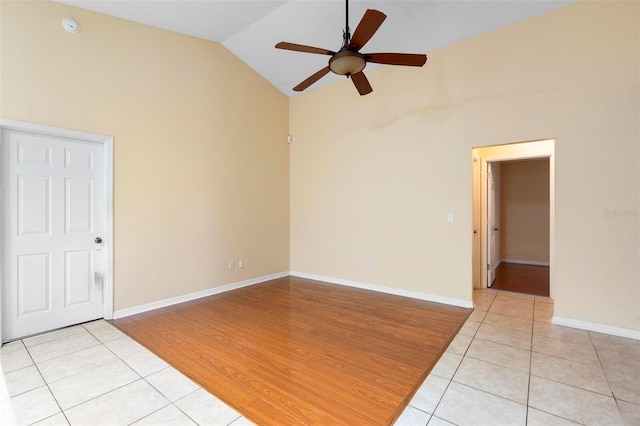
[
  {"left": 275, "top": 42, "right": 335, "bottom": 56},
  {"left": 351, "top": 71, "right": 373, "bottom": 96},
  {"left": 293, "top": 66, "right": 331, "bottom": 92},
  {"left": 366, "top": 52, "right": 427, "bottom": 67},
  {"left": 348, "top": 9, "right": 387, "bottom": 50}
]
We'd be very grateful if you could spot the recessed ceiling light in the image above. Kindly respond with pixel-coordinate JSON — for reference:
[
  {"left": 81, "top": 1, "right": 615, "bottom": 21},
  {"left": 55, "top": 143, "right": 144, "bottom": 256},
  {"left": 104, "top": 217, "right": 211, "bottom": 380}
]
[{"left": 62, "top": 18, "right": 80, "bottom": 33}]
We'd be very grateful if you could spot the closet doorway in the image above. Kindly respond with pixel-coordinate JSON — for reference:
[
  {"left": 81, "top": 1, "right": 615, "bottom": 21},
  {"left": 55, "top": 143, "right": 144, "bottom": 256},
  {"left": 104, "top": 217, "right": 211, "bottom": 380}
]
[{"left": 471, "top": 140, "right": 554, "bottom": 298}]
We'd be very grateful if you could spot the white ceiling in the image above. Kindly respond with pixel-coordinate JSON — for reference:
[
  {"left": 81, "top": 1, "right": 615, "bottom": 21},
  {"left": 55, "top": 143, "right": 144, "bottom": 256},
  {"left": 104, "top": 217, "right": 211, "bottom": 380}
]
[{"left": 57, "top": 0, "right": 576, "bottom": 97}]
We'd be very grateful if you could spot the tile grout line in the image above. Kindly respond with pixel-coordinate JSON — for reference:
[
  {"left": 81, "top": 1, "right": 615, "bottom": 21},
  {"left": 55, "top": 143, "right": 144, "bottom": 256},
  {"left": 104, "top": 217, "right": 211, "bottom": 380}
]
[
  {"left": 451, "top": 297, "right": 533, "bottom": 407},
  {"left": 422, "top": 290, "right": 497, "bottom": 425},
  {"left": 56, "top": 328, "right": 165, "bottom": 419},
  {"left": 141, "top": 382, "right": 200, "bottom": 419},
  {"left": 123, "top": 340, "right": 227, "bottom": 426},
  {"left": 22, "top": 326, "right": 102, "bottom": 366},
  {"left": 108, "top": 321, "right": 240, "bottom": 426},
  {"left": 530, "top": 297, "right": 622, "bottom": 425},
  {"left": 58, "top": 377, "right": 166, "bottom": 420},
  {"left": 125, "top": 400, "right": 195, "bottom": 426},
  {"left": 475, "top": 290, "right": 534, "bottom": 424},
  {"left": 525, "top": 297, "right": 536, "bottom": 425},
  {"left": 35, "top": 323, "right": 155, "bottom": 423},
  {"left": 407, "top": 289, "right": 635, "bottom": 425},
  {"left": 113, "top": 319, "right": 244, "bottom": 426},
  {"left": 31, "top": 321, "right": 215, "bottom": 426},
  {"left": 587, "top": 330, "right": 626, "bottom": 421},
  {"left": 488, "top": 291, "right": 595, "bottom": 426},
  {"left": 225, "top": 414, "right": 244, "bottom": 426},
  {"left": 20, "top": 338, "right": 72, "bottom": 426},
  {"left": 20, "top": 325, "right": 87, "bottom": 348},
  {"left": 527, "top": 322, "right": 620, "bottom": 399},
  {"left": 406, "top": 321, "right": 473, "bottom": 422}
]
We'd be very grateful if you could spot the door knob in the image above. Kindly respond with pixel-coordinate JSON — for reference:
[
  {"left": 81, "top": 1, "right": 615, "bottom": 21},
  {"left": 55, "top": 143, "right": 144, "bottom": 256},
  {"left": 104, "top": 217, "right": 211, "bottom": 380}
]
[
  {"left": 493, "top": 227, "right": 499, "bottom": 231},
  {"left": 95, "top": 237, "right": 103, "bottom": 244}
]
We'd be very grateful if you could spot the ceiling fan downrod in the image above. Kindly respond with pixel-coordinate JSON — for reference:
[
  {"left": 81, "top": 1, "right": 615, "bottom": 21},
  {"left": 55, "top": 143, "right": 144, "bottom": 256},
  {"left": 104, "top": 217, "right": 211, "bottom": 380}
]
[{"left": 342, "top": 0, "right": 351, "bottom": 49}]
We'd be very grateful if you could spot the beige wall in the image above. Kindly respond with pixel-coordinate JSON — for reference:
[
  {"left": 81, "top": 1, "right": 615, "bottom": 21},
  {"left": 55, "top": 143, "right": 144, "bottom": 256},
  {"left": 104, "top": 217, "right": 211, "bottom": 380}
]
[
  {"left": 290, "top": 1, "right": 639, "bottom": 331},
  {"left": 499, "top": 160, "right": 550, "bottom": 264},
  {"left": 0, "top": 1, "right": 290, "bottom": 310},
  {"left": 1, "top": 1, "right": 638, "bottom": 333}
]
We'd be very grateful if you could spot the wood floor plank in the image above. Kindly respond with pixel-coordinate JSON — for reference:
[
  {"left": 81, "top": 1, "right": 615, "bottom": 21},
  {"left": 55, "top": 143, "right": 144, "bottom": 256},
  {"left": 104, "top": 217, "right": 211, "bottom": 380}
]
[
  {"left": 492, "top": 262, "right": 550, "bottom": 296},
  {"left": 112, "top": 276, "right": 470, "bottom": 425}
]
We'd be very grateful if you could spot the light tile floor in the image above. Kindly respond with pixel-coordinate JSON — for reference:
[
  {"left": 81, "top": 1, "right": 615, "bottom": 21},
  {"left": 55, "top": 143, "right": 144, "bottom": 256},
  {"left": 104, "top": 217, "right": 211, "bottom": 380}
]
[
  {"left": 1, "top": 289, "right": 639, "bottom": 426},
  {"left": 395, "top": 288, "right": 640, "bottom": 426},
  {"left": 1, "top": 320, "right": 251, "bottom": 426}
]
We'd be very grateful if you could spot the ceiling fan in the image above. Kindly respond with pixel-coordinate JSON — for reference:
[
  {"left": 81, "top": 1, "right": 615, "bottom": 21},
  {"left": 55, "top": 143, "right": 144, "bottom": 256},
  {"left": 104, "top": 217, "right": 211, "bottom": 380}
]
[{"left": 275, "top": 0, "right": 427, "bottom": 96}]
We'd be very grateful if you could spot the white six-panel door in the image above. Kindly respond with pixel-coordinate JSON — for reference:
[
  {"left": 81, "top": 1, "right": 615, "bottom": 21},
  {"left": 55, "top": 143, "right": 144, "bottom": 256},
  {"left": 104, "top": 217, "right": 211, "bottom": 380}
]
[{"left": 4, "top": 130, "right": 105, "bottom": 340}]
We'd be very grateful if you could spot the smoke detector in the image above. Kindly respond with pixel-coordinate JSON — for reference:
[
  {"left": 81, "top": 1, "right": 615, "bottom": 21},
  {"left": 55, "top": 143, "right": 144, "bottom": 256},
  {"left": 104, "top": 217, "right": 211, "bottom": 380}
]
[{"left": 62, "top": 18, "right": 79, "bottom": 33}]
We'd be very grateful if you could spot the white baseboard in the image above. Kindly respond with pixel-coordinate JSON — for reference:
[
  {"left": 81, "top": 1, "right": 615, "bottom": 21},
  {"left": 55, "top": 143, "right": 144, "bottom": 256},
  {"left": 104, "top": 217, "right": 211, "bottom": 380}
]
[
  {"left": 112, "top": 270, "right": 639, "bottom": 342},
  {"left": 501, "top": 258, "right": 550, "bottom": 267},
  {"left": 290, "top": 271, "right": 473, "bottom": 309},
  {"left": 552, "top": 316, "right": 640, "bottom": 340},
  {"left": 113, "top": 271, "right": 290, "bottom": 319}
]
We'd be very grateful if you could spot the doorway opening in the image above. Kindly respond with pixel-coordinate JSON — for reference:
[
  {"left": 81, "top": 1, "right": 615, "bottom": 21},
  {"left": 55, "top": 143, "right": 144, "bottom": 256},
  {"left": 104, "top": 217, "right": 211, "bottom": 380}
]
[{"left": 471, "top": 140, "right": 555, "bottom": 300}]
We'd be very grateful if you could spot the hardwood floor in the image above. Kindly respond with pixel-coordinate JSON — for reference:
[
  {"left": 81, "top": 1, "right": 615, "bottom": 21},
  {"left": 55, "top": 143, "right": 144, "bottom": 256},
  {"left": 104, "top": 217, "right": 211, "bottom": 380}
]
[
  {"left": 491, "top": 262, "right": 550, "bottom": 297},
  {"left": 112, "top": 276, "right": 471, "bottom": 425}
]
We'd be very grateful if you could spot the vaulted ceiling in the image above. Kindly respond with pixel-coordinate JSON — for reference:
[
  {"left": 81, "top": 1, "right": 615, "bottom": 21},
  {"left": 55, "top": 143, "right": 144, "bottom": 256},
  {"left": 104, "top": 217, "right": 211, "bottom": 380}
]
[{"left": 57, "top": 0, "right": 575, "bottom": 97}]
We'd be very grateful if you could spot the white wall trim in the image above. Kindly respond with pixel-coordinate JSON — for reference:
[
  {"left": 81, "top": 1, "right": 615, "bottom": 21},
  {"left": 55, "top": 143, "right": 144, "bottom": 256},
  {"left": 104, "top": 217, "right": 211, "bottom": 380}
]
[
  {"left": 113, "top": 271, "right": 290, "bottom": 319},
  {"left": 103, "top": 135, "right": 114, "bottom": 320},
  {"left": 290, "top": 271, "right": 474, "bottom": 309},
  {"left": 0, "top": 119, "right": 113, "bottom": 143},
  {"left": 552, "top": 316, "right": 640, "bottom": 340},
  {"left": 500, "top": 258, "right": 550, "bottom": 267}
]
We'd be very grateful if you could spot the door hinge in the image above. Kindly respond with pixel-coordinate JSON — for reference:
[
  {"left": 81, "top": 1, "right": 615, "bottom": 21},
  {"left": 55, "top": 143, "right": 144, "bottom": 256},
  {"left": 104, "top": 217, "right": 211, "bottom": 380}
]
[{"left": 487, "top": 263, "right": 490, "bottom": 269}]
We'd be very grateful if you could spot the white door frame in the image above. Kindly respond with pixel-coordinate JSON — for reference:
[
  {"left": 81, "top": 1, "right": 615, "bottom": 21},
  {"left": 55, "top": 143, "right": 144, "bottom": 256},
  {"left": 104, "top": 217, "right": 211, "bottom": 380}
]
[
  {"left": 472, "top": 139, "right": 555, "bottom": 297},
  {"left": 0, "top": 119, "right": 114, "bottom": 343},
  {"left": 472, "top": 154, "right": 481, "bottom": 289},
  {"left": 487, "top": 162, "right": 498, "bottom": 287}
]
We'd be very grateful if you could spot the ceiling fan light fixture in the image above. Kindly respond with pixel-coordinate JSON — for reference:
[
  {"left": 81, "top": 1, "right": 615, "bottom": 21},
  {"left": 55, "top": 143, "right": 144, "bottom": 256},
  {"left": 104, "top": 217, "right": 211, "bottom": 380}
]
[{"left": 329, "top": 50, "right": 366, "bottom": 76}]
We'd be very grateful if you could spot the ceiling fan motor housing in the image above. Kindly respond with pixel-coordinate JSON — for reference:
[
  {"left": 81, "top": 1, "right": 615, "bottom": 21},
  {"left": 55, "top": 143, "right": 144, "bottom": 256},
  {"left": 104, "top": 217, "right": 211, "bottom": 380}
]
[{"left": 329, "top": 50, "right": 366, "bottom": 76}]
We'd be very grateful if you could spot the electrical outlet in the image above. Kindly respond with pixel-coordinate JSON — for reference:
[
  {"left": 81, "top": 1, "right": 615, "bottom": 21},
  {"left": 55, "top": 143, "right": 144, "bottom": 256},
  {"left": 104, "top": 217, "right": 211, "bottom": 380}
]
[
  {"left": 238, "top": 260, "right": 244, "bottom": 269},
  {"left": 367, "top": 260, "right": 373, "bottom": 268},
  {"left": 447, "top": 213, "right": 455, "bottom": 223},
  {"left": 228, "top": 260, "right": 234, "bottom": 269}
]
